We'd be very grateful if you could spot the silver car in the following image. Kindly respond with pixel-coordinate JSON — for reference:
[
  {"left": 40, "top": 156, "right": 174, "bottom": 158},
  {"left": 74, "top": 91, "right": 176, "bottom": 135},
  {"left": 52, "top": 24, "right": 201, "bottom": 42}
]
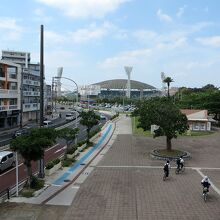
[{"left": 0, "top": 151, "right": 16, "bottom": 173}]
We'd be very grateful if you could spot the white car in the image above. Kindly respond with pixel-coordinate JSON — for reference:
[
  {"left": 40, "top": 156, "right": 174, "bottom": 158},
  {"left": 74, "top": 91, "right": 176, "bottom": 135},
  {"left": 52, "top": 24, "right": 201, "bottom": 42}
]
[
  {"left": 0, "top": 151, "right": 15, "bottom": 173},
  {"left": 100, "top": 114, "right": 106, "bottom": 120},
  {"left": 43, "top": 120, "right": 53, "bottom": 128}
]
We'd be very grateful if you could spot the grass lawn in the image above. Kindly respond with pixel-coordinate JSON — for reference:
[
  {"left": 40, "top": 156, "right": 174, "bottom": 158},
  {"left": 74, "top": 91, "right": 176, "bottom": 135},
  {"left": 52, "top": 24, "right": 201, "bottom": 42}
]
[
  {"left": 132, "top": 117, "right": 152, "bottom": 136},
  {"left": 132, "top": 116, "right": 214, "bottom": 137},
  {"left": 182, "top": 130, "right": 214, "bottom": 137}
]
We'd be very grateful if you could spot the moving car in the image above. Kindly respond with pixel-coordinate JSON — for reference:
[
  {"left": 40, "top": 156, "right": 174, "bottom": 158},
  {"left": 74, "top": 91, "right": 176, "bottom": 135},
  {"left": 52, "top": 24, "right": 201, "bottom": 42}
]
[{"left": 13, "top": 126, "right": 30, "bottom": 138}]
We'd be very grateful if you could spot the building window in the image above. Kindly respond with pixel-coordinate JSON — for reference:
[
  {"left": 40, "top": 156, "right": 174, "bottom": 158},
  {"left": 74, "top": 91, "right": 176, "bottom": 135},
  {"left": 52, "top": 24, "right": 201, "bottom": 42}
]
[{"left": 7, "top": 67, "right": 17, "bottom": 79}]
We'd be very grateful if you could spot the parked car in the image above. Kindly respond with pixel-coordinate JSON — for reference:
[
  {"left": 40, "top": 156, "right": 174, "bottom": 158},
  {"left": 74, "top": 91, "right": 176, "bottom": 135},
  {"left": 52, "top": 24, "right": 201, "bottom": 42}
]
[
  {"left": 0, "top": 151, "right": 15, "bottom": 173},
  {"left": 43, "top": 120, "right": 53, "bottom": 128},
  {"left": 100, "top": 114, "right": 106, "bottom": 120}
]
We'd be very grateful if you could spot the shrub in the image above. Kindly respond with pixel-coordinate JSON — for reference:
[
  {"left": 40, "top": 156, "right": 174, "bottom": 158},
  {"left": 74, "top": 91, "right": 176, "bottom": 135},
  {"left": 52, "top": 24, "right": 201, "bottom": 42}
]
[
  {"left": 89, "top": 127, "right": 101, "bottom": 138},
  {"left": 21, "top": 188, "right": 34, "bottom": 197},
  {"left": 110, "top": 113, "right": 119, "bottom": 120},
  {"left": 77, "top": 140, "right": 86, "bottom": 147},
  {"left": 53, "top": 158, "right": 61, "bottom": 165},
  {"left": 67, "top": 146, "right": 77, "bottom": 154},
  {"left": 45, "top": 161, "right": 54, "bottom": 169},
  {"left": 62, "top": 158, "right": 75, "bottom": 167},
  {"left": 30, "top": 176, "right": 45, "bottom": 190}
]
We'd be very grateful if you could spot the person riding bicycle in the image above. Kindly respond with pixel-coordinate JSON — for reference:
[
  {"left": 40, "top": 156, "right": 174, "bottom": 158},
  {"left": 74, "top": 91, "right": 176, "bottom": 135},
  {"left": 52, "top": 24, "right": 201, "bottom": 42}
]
[
  {"left": 163, "top": 160, "right": 170, "bottom": 177},
  {"left": 176, "top": 156, "right": 184, "bottom": 170},
  {"left": 201, "top": 176, "right": 211, "bottom": 193}
]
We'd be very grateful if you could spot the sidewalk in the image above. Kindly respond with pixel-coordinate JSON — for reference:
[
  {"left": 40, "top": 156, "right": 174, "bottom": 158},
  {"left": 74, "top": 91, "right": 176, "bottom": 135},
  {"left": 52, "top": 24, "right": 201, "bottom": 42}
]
[{"left": 8, "top": 116, "right": 122, "bottom": 205}]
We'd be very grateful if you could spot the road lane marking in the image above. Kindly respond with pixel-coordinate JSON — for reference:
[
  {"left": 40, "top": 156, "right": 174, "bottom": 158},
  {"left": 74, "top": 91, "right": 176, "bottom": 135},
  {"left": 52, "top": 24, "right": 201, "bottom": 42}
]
[
  {"left": 45, "top": 143, "right": 60, "bottom": 152},
  {"left": 0, "top": 163, "right": 23, "bottom": 176},
  {"left": 54, "top": 146, "right": 67, "bottom": 154}
]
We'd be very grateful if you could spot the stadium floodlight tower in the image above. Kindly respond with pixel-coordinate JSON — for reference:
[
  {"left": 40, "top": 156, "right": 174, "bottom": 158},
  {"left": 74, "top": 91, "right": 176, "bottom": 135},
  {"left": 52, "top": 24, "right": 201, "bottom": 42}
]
[
  {"left": 57, "top": 67, "right": 63, "bottom": 97},
  {"left": 124, "top": 66, "right": 133, "bottom": 98},
  {"left": 161, "top": 72, "right": 166, "bottom": 96}
]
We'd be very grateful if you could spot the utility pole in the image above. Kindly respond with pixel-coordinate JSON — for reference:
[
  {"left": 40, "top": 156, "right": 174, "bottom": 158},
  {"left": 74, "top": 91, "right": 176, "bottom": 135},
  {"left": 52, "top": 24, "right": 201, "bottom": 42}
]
[
  {"left": 51, "top": 77, "right": 54, "bottom": 117},
  {"left": 38, "top": 24, "right": 45, "bottom": 178},
  {"left": 19, "top": 70, "right": 23, "bottom": 128}
]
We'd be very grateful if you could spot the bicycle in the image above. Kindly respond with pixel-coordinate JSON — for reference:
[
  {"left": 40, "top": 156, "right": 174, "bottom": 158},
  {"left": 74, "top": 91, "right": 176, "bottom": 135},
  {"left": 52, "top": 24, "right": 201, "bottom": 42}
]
[
  {"left": 175, "top": 165, "right": 185, "bottom": 174},
  {"left": 202, "top": 187, "right": 209, "bottom": 202}
]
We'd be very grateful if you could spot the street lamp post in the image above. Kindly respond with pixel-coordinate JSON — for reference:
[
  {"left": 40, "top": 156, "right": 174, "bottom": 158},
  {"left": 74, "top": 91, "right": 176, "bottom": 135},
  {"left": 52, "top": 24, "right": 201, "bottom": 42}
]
[
  {"left": 54, "top": 76, "right": 78, "bottom": 103},
  {"left": 54, "top": 76, "right": 79, "bottom": 145}
]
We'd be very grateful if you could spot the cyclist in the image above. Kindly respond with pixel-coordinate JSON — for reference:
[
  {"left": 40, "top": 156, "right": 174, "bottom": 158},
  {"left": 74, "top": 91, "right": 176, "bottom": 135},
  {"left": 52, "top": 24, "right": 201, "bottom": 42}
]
[
  {"left": 163, "top": 160, "right": 171, "bottom": 177},
  {"left": 176, "top": 156, "right": 184, "bottom": 170},
  {"left": 201, "top": 176, "right": 211, "bottom": 193}
]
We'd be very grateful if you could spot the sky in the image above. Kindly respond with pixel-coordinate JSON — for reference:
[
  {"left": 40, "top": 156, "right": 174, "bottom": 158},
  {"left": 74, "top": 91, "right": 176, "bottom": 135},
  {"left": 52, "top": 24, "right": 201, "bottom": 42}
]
[{"left": 1, "top": 0, "right": 220, "bottom": 90}]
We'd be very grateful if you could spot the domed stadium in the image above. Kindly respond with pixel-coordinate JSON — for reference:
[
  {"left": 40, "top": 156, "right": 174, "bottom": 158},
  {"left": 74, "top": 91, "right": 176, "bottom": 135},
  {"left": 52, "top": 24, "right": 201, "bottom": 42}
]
[{"left": 92, "top": 79, "right": 160, "bottom": 99}]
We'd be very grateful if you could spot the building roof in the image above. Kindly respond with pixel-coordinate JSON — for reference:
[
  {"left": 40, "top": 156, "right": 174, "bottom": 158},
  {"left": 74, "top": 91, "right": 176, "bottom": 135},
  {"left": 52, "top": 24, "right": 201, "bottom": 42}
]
[
  {"left": 92, "top": 79, "right": 156, "bottom": 90},
  {"left": 180, "top": 109, "right": 208, "bottom": 121}
]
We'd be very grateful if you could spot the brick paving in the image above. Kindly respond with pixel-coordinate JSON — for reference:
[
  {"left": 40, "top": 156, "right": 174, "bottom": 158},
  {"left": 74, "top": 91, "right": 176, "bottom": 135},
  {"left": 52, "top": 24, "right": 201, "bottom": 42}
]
[
  {"left": 0, "top": 116, "right": 220, "bottom": 220},
  {"left": 60, "top": 132, "right": 220, "bottom": 220}
]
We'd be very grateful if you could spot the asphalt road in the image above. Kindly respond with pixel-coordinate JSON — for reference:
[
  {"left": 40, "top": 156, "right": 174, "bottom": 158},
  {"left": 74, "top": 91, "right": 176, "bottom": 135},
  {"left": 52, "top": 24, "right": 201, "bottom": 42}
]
[{"left": 0, "top": 111, "right": 108, "bottom": 194}]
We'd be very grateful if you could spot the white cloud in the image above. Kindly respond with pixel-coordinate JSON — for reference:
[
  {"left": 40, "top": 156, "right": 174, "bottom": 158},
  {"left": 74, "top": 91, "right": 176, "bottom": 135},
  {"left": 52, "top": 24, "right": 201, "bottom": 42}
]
[
  {"left": 157, "top": 9, "right": 172, "bottom": 22},
  {"left": 98, "top": 48, "right": 152, "bottom": 69},
  {"left": 196, "top": 36, "right": 220, "bottom": 47},
  {"left": 37, "top": 0, "right": 131, "bottom": 18},
  {"left": 44, "top": 22, "right": 123, "bottom": 44},
  {"left": 0, "top": 17, "right": 22, "bottom": 31},
  {"left": 45, "top": 30, "right": 66, "bottom": 43},
  {"left": 69, "top": 23, "right": 109, "bottom": 43},
  {"left": 176, "top": 5, "right": 187, "bottom": 18},
  {"left": 34, "top": 8, "right": 53, "bottom": 22},
  {"left": 0, "top": 17, "right": 23, "bottom": 41}
]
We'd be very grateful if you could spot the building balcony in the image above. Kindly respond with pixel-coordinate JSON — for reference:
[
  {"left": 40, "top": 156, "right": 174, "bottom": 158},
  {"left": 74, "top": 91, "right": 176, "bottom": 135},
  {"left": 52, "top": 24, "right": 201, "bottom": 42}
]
[
  {"left": 0, "top": 89, "right": 19, "bottom": 98},
  {"left": 23, "top": 79, "right": 40, "bottom": 86},
  {"left": 23, "top": 103, "right": 40, "bottom": 112},
  {"left": 0, "top": 105, "right": 18, "bottom": 111},
  {"left": 23, "top": 91, "right": 40, "bottom": 96},
  {"left": 0, "top": 76, "right": 6, "bottom": 81},
  {"left": 7, "top": 73, "right": 18, "bottom": 82}
]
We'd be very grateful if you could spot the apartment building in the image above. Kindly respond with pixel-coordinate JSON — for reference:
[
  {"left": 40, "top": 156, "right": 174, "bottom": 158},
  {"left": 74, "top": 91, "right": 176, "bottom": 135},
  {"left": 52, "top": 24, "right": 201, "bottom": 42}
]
[
  {"left": 0, "top": 60, "right": 21, "bottom": 129},
  {"left": 2, "top": 50, "right": 41, "bottom": 124}
]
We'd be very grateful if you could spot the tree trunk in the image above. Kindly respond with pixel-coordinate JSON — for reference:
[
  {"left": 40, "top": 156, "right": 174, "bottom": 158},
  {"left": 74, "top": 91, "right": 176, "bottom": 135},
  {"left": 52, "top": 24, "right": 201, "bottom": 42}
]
[
  {"left": 166, "top": 137, "right": 172, "bottom": 151},
  {"left": 87, "top": 128, "right": 90, "bottom": 144},
  {"left": 167, "top": 85, "right": 170, "bottom": 98},
  {"left": 25, "top": 160, "right": 32, "bottom": 188}
]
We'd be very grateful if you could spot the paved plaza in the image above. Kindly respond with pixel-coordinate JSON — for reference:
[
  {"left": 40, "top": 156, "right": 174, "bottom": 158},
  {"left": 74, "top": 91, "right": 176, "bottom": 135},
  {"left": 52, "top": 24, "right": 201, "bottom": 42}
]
[{"left": 0, "top": 115, "right": 220, "bottom": 219}]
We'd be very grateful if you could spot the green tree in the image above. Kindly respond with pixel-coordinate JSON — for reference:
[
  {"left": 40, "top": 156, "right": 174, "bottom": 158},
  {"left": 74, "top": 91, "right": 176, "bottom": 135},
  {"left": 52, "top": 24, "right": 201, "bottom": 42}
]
[
  {"left": 10, "top": 128, "right": 58, "bottom": 187},
  {"left": 58, "top": 127, "right": 79, "bottom": 158},
  {"left": 176, "top": 86, "right": 220, "bottom": 124},
  {"left": 137, "top": 98, "right": 188, "bottom": 151},
  {"left": 80, "top": 110, "right": 100, "bottom": 144},
  {"left": 163, "top": 77, "right": 174, "bottom": 98}
]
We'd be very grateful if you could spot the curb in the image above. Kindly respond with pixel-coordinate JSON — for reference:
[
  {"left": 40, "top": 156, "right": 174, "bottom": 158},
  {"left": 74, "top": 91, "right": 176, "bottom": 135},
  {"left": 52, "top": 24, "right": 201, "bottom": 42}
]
[{"left": 150, "top": 149, "right": 191, "bottom": 161}]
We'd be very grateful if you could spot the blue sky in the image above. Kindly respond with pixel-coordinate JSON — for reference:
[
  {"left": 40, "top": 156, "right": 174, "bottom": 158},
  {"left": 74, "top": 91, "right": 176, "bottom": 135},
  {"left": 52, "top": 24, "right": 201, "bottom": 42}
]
[{"left": 1, "top": 0, "right": 220, "bottom": 90}]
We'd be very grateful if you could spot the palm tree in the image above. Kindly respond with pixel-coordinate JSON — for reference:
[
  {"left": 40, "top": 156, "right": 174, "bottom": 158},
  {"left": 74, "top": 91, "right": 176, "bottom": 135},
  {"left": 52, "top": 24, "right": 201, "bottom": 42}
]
[
  {"left": 163, "top": 77, "right": 174, "bottom": 98},
  {"left": 80, "top": 110, "right": 100, "bottom": 144},
  {"left": 10, "top": 128, "right": 58, "bottom": 187}
]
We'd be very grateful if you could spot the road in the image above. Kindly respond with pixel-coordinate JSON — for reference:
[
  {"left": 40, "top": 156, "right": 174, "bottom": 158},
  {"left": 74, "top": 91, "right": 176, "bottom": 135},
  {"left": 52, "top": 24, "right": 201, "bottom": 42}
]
[
  {"left": 0, "top": 143, "right": 66, "bottom": 194},
  {"left": 0, "top": 111, "right": 108, "bottom": 195}
]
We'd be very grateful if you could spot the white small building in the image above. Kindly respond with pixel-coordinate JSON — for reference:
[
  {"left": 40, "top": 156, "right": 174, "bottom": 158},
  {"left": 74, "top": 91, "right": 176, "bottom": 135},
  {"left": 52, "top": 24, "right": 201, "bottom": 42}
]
[{"left": 180, "top": 109, "right": 212, "bottom": 131}]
